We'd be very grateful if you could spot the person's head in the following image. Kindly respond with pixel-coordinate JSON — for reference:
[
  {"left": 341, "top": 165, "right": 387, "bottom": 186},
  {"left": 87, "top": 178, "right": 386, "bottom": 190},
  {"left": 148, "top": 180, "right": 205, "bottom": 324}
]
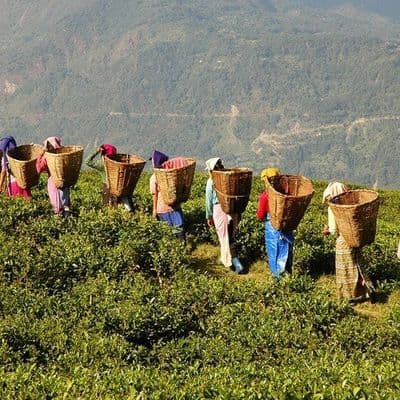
[
  {"left": 0, "top": 136, "right": 17, "bottom": 151},
  {"left": 151, "top": 150, "right": 169, "bottom": 168},
  {"left": 261, "top": 167, "right": 280, "bottom": 185},
  {"left": 322, "top": 182, "right": 348, "bottom": 203},
  {"left": 99, "top": 144, "right": 117, "bottom": 157},
  {"left": 0, "top": 136, "right": 17, "bottom": 164},
  {"left": 43, "top": 136, "right": 62, "bottom": 151},
  {"left": 205, "top": 157, "right": 223, "bottom": 172}
]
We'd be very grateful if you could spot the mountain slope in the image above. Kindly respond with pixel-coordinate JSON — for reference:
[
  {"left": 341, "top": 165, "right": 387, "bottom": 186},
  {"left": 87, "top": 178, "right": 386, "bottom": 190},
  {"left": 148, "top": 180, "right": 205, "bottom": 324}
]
[{"left": 0, "top": 0, "right": 399, "bottom": 187}]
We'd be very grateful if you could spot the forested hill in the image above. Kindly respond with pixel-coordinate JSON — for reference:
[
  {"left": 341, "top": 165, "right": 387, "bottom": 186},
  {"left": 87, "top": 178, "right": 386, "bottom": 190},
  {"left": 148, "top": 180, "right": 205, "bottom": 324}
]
[{"left": 1, "top": 0, "right": 399, "bottom": 187}]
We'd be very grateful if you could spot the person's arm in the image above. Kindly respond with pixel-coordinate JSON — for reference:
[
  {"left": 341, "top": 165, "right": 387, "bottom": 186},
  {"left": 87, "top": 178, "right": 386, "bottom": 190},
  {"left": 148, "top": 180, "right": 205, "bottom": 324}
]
[
  {"left": 152, "top": 193, "right": 158, "bottom": 218},
  {"left": 85, "top": 150, "right": 103, "bottom": 172},
  {"left": 323, "top": 207, "right": 337, "bottom": 235},
  {"left": 205, "top": 178, "right": 214, "bottom": 226},
  {"left": 150, "top": 175, "right": 158, "bottom": 218},
  {"left": 256, "top": 192, "right": 268, "bottom": 220}
]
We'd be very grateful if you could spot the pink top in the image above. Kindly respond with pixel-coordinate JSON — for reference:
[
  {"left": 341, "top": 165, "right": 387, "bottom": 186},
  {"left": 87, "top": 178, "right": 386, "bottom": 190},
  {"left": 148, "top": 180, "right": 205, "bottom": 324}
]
[
  {"left": 150, "top": 174, "right": 173, "bottom": 214},
  {"left": 150, "top": 157, "right": 188, "bottom": 214}
]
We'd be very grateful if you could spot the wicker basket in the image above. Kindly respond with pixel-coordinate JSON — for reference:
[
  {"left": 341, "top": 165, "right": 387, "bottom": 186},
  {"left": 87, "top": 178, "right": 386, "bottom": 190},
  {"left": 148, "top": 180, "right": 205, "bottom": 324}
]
[
  {"left": 104, "top": 154, "right": 146, "bottom": 197},
  {"left": 328, "top": 190, "right": 379, "bottom": 248},
  {"left": 154, "top": 158, "right": 196, "bottom": 206},
  {"left": 44, "top": 145, "right": 83, "bottom": 188},
  {"left": 6, "top": 144, "right": 43, "bottom": 189},
  {"left": 267, "top": 175, "right": 314, "bottom": 232},
  {"left": 212, "top": 168, "right": 252, "bottom": 215}
]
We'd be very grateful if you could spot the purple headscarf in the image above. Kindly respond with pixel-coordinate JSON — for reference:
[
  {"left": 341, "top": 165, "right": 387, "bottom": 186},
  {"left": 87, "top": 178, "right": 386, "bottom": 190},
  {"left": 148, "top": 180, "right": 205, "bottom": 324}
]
[
  {"left": 0, "top": 136, "right": 17, "bottom": 167},
  {"left": 151, "top": 150, "right": 169, "bottom": 168}
]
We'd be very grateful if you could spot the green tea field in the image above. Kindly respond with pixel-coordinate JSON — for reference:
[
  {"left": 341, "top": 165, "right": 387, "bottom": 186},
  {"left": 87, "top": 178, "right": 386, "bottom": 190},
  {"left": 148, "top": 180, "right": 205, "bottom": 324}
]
[{"left": 0, "top": 171, "right": 399, "bottom": 399}]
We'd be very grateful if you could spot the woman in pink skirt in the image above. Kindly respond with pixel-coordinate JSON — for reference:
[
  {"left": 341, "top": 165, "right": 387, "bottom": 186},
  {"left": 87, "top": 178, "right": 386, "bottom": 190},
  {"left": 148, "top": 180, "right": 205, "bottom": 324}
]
[{"left": 36, "top": 136, "right": 71, "bottom": 217}]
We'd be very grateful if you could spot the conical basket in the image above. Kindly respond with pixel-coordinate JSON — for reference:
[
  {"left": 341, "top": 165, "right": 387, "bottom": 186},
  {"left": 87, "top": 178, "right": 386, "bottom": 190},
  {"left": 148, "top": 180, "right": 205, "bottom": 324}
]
[
  {"left": 328, "top": 190, "right": 379, "bottom": 248},
  {"left": 267, "top": 175, "right": 314, "bottom": 232},
  {"left": 104, "top": 154, "right": 146, "bottom": 197},
  {"left": 212, "top": 168, "right": 252, "bottom": 215},
  {"left": 44, "top": 145, "right": 83, "bottom": 188},
  {"left": 6, "top": 144, "right": 43, "bottom": 189},
  {"left": 154, "top": 158, "right": 196, "bottom": 206}
]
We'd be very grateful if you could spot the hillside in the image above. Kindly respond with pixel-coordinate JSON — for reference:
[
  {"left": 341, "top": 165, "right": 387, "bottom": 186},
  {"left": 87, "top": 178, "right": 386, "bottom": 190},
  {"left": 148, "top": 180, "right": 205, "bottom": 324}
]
[
  {"left": 0, "top": 171, "right": 399, "bottom": 397},
  {"left": 0, "top": 0, "right": 399, "bottom": 187}
]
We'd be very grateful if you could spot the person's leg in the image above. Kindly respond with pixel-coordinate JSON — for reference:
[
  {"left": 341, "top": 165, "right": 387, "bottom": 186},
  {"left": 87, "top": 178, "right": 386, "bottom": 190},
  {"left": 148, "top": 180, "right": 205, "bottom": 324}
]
[
  {"left": 265, "top": 220, "right": 283, "bottom": 278},
  {"left": 277, "top": 231, "right": 294, "bottom": 275},
  {"left": 102, "top": 184, "right": 118, "bottom": 207},
  {"left": 59, "top": 186, "right": 71, "bottom": 216},
  {"left": 335, "top": 236, "right": 360, "bottom": 299},
  {"left": 48, "top": 177, "right": 62, "bottom": 215},
  {"left": 229, "top": 215, "right": 244, "bottom": 273},
  {"left": 213, "top": 205, "right": 232, "bottom": 268},
  {"left": 285, "top": 242, "right": 294, "bottom": 274},
  {"left": 172, "top": 208, "right": 185, "bottom": 242},
  {"left": 101, "top": 184, "right": 110, "bottom": 206},
  {"left": 158, "top": 209, "right": 185, "bottom": 242},
  {"left": 119, "top": 196, "right": 134, "bottom": 212}
]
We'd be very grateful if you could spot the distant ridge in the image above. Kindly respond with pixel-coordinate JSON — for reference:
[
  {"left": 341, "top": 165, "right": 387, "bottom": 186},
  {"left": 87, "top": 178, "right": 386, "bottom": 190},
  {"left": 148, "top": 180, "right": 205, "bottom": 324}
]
[{"left": 0, "top": 0, "right": 399, "bottom": 187}]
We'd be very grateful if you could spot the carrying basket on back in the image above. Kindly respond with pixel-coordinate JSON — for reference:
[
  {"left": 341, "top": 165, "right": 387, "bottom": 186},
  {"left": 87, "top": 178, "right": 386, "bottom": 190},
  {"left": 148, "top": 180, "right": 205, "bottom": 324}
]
[
  {"left": 328, "top": 190, "right": 379, "bottom": 248},
  {"left": 212, "top": 168, "right": 252, "bottom": 215},
  {"left": 104, "top": 154, "right": 146, "bottom": 197},
  {"left": 6, "top": 144, "right": 43, "bottom": 189},
  {"left": 154, "top": 158, "right": 196, "bottom": 206},
  {"left": 44, "top": 145, "right": 83, "bottom": 188},
  {"left": 267, "top": 175, "right": 314, "bottom": 232}
]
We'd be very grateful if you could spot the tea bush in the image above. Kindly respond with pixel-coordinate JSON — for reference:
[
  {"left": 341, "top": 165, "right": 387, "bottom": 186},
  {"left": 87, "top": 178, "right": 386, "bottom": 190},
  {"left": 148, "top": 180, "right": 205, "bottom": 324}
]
[{"left": 0, "top": 171, "right": 399, "bottom": 398}]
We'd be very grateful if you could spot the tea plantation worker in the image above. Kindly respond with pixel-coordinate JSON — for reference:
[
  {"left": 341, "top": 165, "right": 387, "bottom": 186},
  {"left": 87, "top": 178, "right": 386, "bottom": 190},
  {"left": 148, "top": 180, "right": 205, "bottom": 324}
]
[
  {"left": 0, "top": 135, "right": 32, "bottom": 199},
  {"left": 205, "top": 157, "right": 244, "bottom": 274},
  {"left": 322, "top": 182, "right": 374, "bottom": 302},
  {"left": 257, "top": 168, "right": 294, "bottom": 279},
  {"left": 150, "top": 150, "right": 187, "bottom": 241},
  {"left": 36, "top": 136, "right": 72, "bottom": 217},
  {"left": 86, "top": 144, "right": 134, "bottom": 212}
]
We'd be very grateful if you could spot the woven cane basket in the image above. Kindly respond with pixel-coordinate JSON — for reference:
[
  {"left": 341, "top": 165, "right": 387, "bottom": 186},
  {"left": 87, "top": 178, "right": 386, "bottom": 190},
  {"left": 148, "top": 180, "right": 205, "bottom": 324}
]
[
  {"left": 6, "top": 144, "right": 42, "bottom": 189},
  {"left": 328, "top": 190, "right": 379, "bottom": 248},
  {"left": 267, "top": 175, "right": 314, "bottom": 232},
  {"left": 212, "top": 168, "right": 252, "bottom": 215},
  {"left": 104, "top": 154, "right": 146, "bottom": 197},
  {"left": 154, "top": 158, "right": 196, "bottom": 206},
  {"left": 44, "top": 145, "right": 83, "bottom": 188}
]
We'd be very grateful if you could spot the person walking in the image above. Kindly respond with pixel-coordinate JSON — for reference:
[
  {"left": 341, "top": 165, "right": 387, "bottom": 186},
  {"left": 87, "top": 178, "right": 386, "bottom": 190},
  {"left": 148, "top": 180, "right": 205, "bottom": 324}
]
[
  {"left": 256, "top": 168, "right": 294, "bottom": 279},
  {"left": 150, "top": 150, "right": 187, "bottom": 241},
  {"left": 0, "top": 136, "right": 31, "bottom": 199},
  {"left": 86, "top": 144, "right": 134, "bottom": 212},
  {"left": 36, "top": 136, "right": 71, "bottom": 217},
  {"left": 205, "top": 157, "right": 244, "bottom": 274},
  {"left": 322, "top": 182, "right": 374, "bottom": 302}
]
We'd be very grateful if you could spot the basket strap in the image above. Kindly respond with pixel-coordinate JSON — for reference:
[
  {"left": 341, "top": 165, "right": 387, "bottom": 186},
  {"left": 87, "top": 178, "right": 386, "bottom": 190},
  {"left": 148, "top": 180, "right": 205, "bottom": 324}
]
[{"left": 215, "top": 187, "right": 248, "bottom": 200}]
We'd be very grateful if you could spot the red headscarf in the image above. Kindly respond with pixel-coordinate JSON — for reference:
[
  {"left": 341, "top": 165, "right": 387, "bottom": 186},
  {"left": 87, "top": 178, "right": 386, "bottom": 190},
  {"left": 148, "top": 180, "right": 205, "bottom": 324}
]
[{"left": 101, "top": 144, "right": 117, "bottom": 156}]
